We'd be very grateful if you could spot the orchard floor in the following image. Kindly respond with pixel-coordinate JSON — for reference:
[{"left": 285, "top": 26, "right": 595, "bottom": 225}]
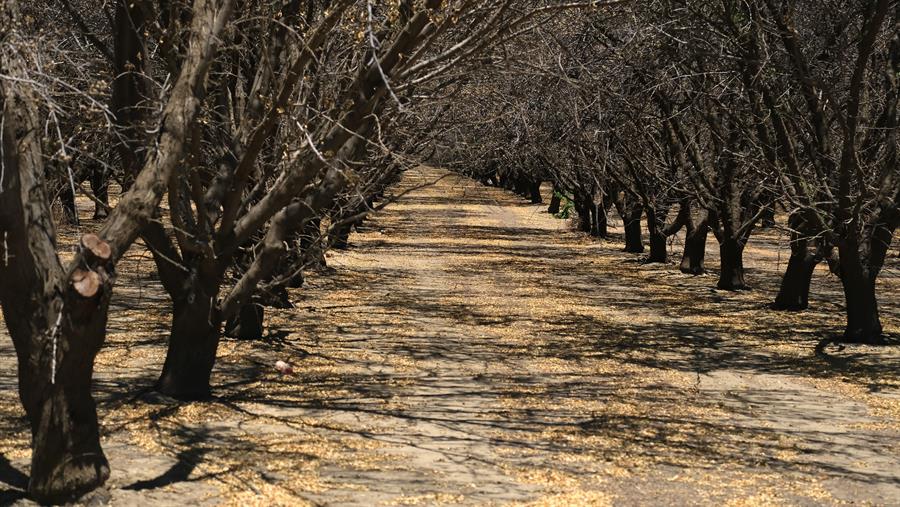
[{"left": 2, "top": 166, "right": 900, "bottom": 506}]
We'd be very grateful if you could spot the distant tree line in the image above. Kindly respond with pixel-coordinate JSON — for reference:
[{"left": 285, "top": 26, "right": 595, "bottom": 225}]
[{"left": 436, "top": 1, "right": 898, "bottom": 346}]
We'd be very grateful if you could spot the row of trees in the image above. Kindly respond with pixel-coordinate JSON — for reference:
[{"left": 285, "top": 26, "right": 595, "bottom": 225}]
[
  {"left": 1, "top": 0, "right": 616, "bottom": 502},
  {"left": 437, "top": 0, "right": 898, "bottom": 345}
]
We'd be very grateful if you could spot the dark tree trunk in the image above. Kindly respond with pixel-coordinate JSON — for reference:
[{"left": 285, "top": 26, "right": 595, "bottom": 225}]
[
  {"left": 837, "top": 244, "right": 884, "bottom": 344},
  {"left": 529, "top": 181, "right": 543, "bottom": 204},
  {"left": 60, "top": 183, "right": 80, "bottom": 225},
  {"left": 89, "top": 164, "right": 110, "bottom": 220},
  {"left": 300, "top": 217, "right": 326, "bottom": 268},
  {"left": 645, "top": 207, "right": 667, "bottom": 263},
  {"left": 332, "top": 218, "right": 353, "bottom": 250},
  {"left": 773, "top": 253, "right": 818, "bottom": 310},
  {"left": 840, "top": 273, "right": 883, "bottom": 344},
  {"left": 514, "top": 176, "right": 529, "bottom": 197},
  {"left": 156, "top": 281, "right": 222, "bottom": 400},
  {"left": 717, "top": 237, "right": 749, "bottom": 290},
  {"left": 773, "top": 212, "right": 835, "bottom": 310},
  {"left": 2, "top": 95, "right": 112, "bottom": 503},
  {"left": 111, "top": 0, "right": 148, "bottom": 182},
  {"left": 759, "top": 204, "right": 775, "bottom": 228},
  {"left": 591, "top": 202, "right": 608, "bottom": 238},
  {"left": 679, "top": 213, "right": 709, "bottom": 275},
  {"left": 15, "top": 328, "right": 111, "bottom": 504},
  {"left": 547, "top": 191, "right": 561, "bottom": 215},
  {"left": 224, "top": 303, "right": 264, "bottom": 340},
  {"left": 2, "top": 273, "right": 113, "bottom": 504},
  {"left": 623, "top": 204, "right": 644, "bottom": 253},
  {"left": 574, "top": 193, "right": 591, "bottom": 233}
]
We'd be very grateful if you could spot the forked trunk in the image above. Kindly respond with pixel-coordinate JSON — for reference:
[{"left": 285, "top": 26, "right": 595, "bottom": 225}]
[{"left": 2, "top": 83, "right": 112, "bottom": 503}]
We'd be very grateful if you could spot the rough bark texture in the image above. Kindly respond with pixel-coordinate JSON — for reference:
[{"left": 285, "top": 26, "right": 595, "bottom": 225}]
[
  {"left": 1, "top": 55, "right": 112, "bottom": 503},
  {"left": 156, "top": 281, "right": 223, "bottom": 399}
]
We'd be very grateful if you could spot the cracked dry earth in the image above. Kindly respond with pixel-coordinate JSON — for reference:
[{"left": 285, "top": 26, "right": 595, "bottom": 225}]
[{"left": 2, "top": 166, "right": 900, "bottom": 506}]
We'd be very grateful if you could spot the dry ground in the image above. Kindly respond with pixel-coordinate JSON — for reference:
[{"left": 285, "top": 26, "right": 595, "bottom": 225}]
[{"left": 1, "top": 166, "right": 900, "bottom": 506}]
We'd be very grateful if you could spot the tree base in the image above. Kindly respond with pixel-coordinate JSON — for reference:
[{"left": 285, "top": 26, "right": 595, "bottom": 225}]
[
  {"left": 841, "top": 323, "right": 885, "bottom": 345},
  {"left": 771, "top": 301, "right": 808, "bottom": 312},
  {"left": 29, "top": 453, "right": 109, "bottom": 505},
  {"left": 679, "top": 264, "right": 705, "bottom": 275},
  {"left": 716, "top": 279, "right": 751, "bottom": 291},
  {"left": 155, "top": 376, "right": 213, "bottom": 401}
]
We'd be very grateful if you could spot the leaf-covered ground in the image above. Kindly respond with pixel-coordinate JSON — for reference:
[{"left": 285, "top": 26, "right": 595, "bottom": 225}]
[{"left": 2, "top": 167, "right": 899, "bottom": 505}]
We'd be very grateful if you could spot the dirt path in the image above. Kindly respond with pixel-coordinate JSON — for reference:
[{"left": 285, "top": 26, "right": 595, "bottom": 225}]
[{"left": 2, "top": 166, "right": 900, "bottom": 506}]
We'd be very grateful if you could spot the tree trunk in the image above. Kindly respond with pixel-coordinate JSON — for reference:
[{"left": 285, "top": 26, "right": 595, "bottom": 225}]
[
  {"left": 838, "top": 246, "right": 884, "bottom": 344},
  {"left": 773, "top": 254, "right": 818, "bottom": 311},
  {"left": 2, "top": 64, "right": 114, "bottom": 503},
  {"left": 547, "top": 191, "right": 561, "bottom": 215},
  {"left": 156, "top": 284, "right": 222, "bottom": 400},
  {"left": 60, "top": 183, "right": 80, "bottom": 225},
  {"left": 529, "top": 181, "right": 543, "bottom": 204},
  {"left": 645, "top": 207, "right": 667, "bottom": 263},
  {"left": 717, "top": 236, "right": 748, "bottom": 290},
  {"left": 514, "top": 176, "right": 528, "bottom": 197},
  {"left": 332, "top": 221, "right": 353, "bottom": 249},
  {"left": 680, "top": 214, "right": 709, "bottom": 275},
  {"left": 840, "top": 274, "right": 883, "bottom": 344},
  {"left": 773, "top": 249, "right": 818, "bottom": 311},
  {"left": 300, "top": 217, "right": 326, "bottom": 269},
  {"left": 224, "top": 303, "right": 264, "bottom": 340},
  {"left": 575, "top": 193, "right": 591, "bottom": 233},
  {"left": 623, "top": 204, "right": 644, "bottom": 253},
  {"left": 89, "top": 164, "right": 110, "bottom": 220},
  {"left": 17, "top": 325, "right": 110, "bottom": 504},
  {"left": 591, "top": 202, "right": 608, "bottom": 238}
]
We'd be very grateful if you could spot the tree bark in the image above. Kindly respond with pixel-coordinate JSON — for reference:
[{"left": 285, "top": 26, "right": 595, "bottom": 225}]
[
  {"left": 717, "top": 236, "right": 749, "bottom": 290},
  {"left": 622, "top": 203, "right": 644, "bottom": 253},
  {"left": 529, "top": 181, "right": 543, "bottom": 204},
  {"left": 1, "top": 73, "right": 112, "bottom": 503},
  {"left": 773, "top": 252, "right": 818, "bottom": 311},
  {"left": 645, "top": 206, "right": 668, "bottom": 263},
  {"left": 680, "top": 210, "right": 710, "bottom": 275},
  {"left": 591, "top": 201, "right": 608, "bottom": 238},
  {"left": 837, "top": 243, "right": 884, "bottom": 344},
  {"left": 773, "top": 213, "right": 822, "bottom": 311},
  {"left": 547, "top": 191, "right": 561, "bottom": 214},
  {"left": 680, "top": 227, "right": 708, "bottom": 274},
  {"left": 575, "top": 193, "right": 592, "bottom": 233},
  {"left": 156, "top": 282, "right": 223, "bottom": 399}
]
